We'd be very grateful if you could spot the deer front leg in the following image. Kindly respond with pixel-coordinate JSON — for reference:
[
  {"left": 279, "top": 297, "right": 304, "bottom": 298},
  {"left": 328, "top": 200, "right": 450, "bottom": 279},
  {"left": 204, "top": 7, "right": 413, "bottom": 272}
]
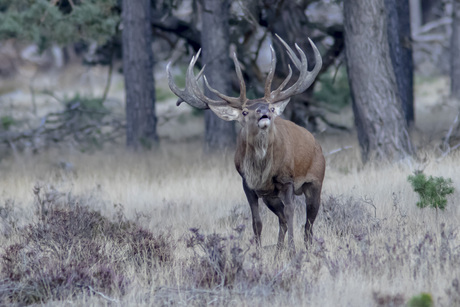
[
  {"left": 243, "top": 179, "right": 262, "bottom": 247},
  {"left": 279, "top": 183, "right": 295, "bottom": 256}
]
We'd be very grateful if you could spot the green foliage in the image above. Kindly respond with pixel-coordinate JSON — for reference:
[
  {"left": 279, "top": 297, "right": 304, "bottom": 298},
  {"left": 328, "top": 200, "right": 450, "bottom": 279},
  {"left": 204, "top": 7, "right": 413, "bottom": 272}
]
[
  {"left": 0, "top": 115, "right": 15, "bottom": 130},
  {"left": 156, "top": 86, "right": 176, "bottom": 102},
  {"left": 408, "top": 292, "right": 433, "bottom": 307},
  {"left": 65, "top": 93, "right": 108, "bottom": 120},
  {"left": 0, "top": 0, "right": 119, "bottom": 51},
  {"left": 407, "top": 172, "right": 454, "bottom": 211},
  {"left": 313, "top": 65, "right": 351, "bottom": 111}
]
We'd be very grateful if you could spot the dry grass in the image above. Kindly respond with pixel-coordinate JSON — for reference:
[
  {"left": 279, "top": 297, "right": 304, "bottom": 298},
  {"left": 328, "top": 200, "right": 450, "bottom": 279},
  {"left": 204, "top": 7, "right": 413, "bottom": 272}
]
[
  {"left": 0, "top": 135, "right": 459, "bottom": 306},
  {"left": 1, "top": 67, "right": 460, "bottom": 306}
]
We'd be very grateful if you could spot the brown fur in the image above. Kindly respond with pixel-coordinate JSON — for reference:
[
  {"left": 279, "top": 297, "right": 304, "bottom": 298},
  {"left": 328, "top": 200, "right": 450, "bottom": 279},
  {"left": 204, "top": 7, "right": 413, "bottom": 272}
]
[{"left": 235, "top": 117, "right": 325, "bottom": 194}]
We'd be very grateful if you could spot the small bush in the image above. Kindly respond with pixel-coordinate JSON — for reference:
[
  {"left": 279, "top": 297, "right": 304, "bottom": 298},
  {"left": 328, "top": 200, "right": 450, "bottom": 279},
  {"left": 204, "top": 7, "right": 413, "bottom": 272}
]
[
  {"left": 1, "top": 115, "right": 15, "bottom": 131},
  {"left": 407, "top": 172, "right": 454, "bottom": 211},
  {"left": 407, "top": 292, "right": 433, "bottom": 307}
]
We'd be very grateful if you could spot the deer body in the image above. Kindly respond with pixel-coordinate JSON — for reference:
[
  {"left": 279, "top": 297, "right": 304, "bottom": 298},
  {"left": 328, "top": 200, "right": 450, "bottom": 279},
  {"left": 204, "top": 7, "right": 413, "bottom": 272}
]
[
  {"left": 235, "top": 114, "right": 325, "bottom": 254},
  {"left": 236, "top": 117, "right": 324, "bottom": 194},
  {"left": 167, "top": 35, "right": 325, "bottom": 255}
]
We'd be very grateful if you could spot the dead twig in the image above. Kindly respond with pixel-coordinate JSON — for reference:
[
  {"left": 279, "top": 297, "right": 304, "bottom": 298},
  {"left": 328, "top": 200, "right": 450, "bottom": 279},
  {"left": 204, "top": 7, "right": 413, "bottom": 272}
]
[
  {"left": 437, "top": 113, "right": 460, "bottom": 162},
  {"left": 325, "top": 146, "right": 352, "bottom": 156},
  {"left": 87, "top": 285, "right": 118, "bottom": 303}
]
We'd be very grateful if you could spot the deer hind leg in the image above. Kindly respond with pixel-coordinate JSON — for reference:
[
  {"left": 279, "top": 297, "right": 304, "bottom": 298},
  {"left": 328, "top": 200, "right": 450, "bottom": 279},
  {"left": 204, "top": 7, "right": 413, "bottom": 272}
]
[
  {"left": 272, "top": 183, "right": 295, "bottom": 256},
  {"left": 263, "top": 196, "right": 287, "bottom": 254},
  {"left": 303, "top": 181, "right": 322, "bottom": 248},
  {"left": 281, "top": 184, "right": 296, "bottom": 256},
  {"left": 243, "top": 179, "right": 262, "bottom": 247}
]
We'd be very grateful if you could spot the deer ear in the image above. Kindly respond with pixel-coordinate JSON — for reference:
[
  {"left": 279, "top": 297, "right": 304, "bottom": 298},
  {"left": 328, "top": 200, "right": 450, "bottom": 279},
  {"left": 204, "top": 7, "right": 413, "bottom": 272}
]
[
  {"left": 208, "top": 105, "right": 242, "bottom": 122},
  {"left": 271, "top": 99, "right": 291, "bottom": 116}
]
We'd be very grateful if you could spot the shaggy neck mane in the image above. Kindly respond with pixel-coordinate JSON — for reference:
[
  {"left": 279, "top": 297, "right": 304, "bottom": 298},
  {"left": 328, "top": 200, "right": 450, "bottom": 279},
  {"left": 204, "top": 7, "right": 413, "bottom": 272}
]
[{"left": 242, "top": 127, "right": 275, "bottom": 190}]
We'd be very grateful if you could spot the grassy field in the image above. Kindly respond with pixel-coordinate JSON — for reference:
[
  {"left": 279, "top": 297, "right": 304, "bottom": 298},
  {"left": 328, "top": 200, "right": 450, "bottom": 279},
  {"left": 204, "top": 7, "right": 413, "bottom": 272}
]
[{"left": 0, "top": 68, "right": 460, "bottom": 306}]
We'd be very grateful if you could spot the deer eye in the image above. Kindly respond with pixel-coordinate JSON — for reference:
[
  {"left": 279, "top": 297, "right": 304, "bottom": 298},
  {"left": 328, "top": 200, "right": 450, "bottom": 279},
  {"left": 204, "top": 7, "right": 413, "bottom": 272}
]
[
  {"left": 242, "top": 110, "right": 248, "bottom": 116},
  {"left": 270, "top": 107, "right": 275, "bottom": 112}
]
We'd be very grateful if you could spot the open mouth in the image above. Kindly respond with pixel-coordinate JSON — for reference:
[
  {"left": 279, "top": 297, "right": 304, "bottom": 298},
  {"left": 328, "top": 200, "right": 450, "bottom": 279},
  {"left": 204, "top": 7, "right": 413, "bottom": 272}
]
[
  {"left": 258, "top": 115, "right": 271, "bottom": 128},
  {"left": 258, "top": 115, "right": 270, "bottom": 122}
]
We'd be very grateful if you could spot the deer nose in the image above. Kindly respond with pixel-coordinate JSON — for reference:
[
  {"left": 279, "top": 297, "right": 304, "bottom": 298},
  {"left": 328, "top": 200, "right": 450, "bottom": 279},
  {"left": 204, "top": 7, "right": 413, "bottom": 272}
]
[{"left": 256, "top": 105, "right": 269, "bottom": 115}]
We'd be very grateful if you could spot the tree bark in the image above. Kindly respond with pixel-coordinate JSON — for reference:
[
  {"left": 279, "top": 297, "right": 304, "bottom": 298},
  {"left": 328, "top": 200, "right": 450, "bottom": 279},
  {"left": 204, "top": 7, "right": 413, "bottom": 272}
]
[
  {"left": 343, "top": 0, "right": 414, "bottom": 163},
  {"left": 201, "top": 0, "right": 236, "bottom": 153},
  {"left": 386, "top": 0, "right": 415, "bottom": 125},
  {"left": 451, "top": 0, "right": 460, "bottom": 99},
  {"left": 122, "top": 0, "right": 158, "bottom": 149}
]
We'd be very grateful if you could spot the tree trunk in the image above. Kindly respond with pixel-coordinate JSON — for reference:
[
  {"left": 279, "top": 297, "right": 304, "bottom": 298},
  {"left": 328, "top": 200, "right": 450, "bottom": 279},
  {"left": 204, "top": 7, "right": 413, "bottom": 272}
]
[
  {"left": 201, "top": 0, "right": 236, "bottom": 153},
  {"left": 122, "top": 0, "right": 158, "bottom": 149},
  {"left": 451, "top": 0, "right": 460, "bottom": 99},
  {"left": 386, "top": 0, "right": 415, "bottom": 125},
  {"left": 343, "top": 0, "right": 414, "bottom": 163}
]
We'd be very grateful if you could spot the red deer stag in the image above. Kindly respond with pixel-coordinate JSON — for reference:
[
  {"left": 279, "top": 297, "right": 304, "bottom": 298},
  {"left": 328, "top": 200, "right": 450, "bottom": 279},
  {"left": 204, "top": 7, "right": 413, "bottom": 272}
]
[{"left": 167, "top": 35, "right": 325, "bottom": 255}]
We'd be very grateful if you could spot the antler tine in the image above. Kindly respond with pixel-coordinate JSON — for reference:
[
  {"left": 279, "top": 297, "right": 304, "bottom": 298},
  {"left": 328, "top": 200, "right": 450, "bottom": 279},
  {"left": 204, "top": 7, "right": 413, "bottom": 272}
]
[
  {"left": 167, "top": 49, "right": 225, "bottom": 109},
  {"left": 232, "top": 51, "right": 247, "bottom": 103},
  {"left": 168, "top": 61, "right": 206, "bottom": 108},
  {"left": 270, "top": 64, "right": 292, "bottom": 98},
  {"left": 264, "top": 35, "right": 322, "bottom": 103},
  {"left": 275, "top": 34, "right": 302, "bottom": 69},
  {"left": 185, "top": 50, "right": 224, "bottom": 105},
  {"left": 203, "top": 51, "right": 247, "bottom": 107},
  {"left": 263, "top": 45, "right": 277, "bottom": 99}
]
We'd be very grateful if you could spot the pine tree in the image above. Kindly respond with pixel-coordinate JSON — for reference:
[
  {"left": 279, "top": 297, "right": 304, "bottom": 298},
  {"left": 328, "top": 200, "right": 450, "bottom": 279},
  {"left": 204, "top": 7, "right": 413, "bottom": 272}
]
[{"left": 0, "top": 0, "right": 119, "bottom": 51}]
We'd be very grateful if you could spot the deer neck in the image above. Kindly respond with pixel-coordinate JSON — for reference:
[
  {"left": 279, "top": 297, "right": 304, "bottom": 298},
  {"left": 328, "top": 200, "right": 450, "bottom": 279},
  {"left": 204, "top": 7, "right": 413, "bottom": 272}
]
[{"left": 241, "top": 126, "right": 276, "bottom": 190}]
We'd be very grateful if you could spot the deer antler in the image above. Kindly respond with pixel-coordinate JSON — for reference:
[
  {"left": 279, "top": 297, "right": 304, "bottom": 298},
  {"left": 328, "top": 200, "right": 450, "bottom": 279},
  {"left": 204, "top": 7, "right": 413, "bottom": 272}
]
[
  {"left": 167, "top": 49, "right": 222, "bottom": 109},
  {"left": 266, "top": 35, "right": 322, "bottom": 103},
  {"left": 167, "top": 35, "right": 322, "bottom": 109},
  {"left": 203, "top": 51, "right": 248, "bottom": 107}
]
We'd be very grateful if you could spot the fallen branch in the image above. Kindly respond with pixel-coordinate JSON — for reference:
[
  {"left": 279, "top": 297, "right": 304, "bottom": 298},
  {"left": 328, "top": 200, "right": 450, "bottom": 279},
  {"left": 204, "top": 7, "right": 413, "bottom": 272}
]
[
  {"left": 87, "top": 285, "right": 118, "bottom": 303},
  {"left": 325, "top": 146, "right": 353, "bottom": 156},
  {"left": 0, "top": 98, "right": 125, "bottom": 155}
]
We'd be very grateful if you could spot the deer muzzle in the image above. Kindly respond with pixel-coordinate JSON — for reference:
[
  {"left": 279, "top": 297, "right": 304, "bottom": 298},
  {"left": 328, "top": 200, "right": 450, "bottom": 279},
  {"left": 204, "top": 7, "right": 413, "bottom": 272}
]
[{"left": 258, "top": 114, "right": 271, "bottom": 129}]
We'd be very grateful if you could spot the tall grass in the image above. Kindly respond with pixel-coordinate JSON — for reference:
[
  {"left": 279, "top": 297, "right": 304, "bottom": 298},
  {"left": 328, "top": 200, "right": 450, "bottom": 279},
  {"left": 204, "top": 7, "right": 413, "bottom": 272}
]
[{"left": 0, "top": 137, "right": 459, "bottom": 306}]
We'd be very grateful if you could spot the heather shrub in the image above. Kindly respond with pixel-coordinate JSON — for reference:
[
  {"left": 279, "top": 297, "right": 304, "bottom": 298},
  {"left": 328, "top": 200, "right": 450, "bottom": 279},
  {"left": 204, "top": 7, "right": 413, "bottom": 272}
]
[
  {"left": 185, "top": 227, "right": 246, "bottom": 288},
  {"left": 0, "top": 185, "right": 172, "bottom": 304},
  {"left": 184, "top": 226, "right": 304, "bottom": 293},
  {"left": 372, "top": 291, "right": 405, "bottom": 306},
  {"left": 0, "top": 199, "right": 17, "bottom": 237},
  {"left": 321, "top": 194, "right": 380, "bottom": 236}
]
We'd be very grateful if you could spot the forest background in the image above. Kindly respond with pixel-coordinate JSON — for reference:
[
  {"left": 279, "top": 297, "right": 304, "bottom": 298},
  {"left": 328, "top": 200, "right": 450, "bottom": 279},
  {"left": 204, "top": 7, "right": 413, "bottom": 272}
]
[{"left": 0, "top": 0, "right": 460, "bottom": 306}]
